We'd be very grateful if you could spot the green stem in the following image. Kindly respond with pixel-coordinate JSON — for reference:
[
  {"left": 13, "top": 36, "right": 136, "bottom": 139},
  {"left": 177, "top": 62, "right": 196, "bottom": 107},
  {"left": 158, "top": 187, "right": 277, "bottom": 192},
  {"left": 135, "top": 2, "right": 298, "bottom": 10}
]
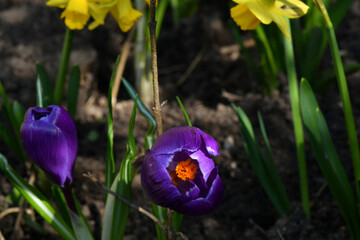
[
  {"left": 255, "top": 26, "right": 278, "bottom": 78},
  {"left": 314, "top": 0, "right": 360, "bottom": 202},
  {"left": 54, "top": 28, "right": 74, "bottom": 105},
  {"left": 283, "top": 20, "right": 310, "bottom": 218}
]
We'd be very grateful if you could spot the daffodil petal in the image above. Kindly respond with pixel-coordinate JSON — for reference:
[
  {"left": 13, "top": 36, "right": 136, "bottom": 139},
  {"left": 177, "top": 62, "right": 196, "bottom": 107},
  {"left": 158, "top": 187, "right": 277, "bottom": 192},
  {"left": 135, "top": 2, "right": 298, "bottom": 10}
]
[
  {"left": 46, "top": 0, "right": 68, "bottom": 8},
  {"left": 271, "top": 13, "right": 290, "bottom": 39},
  {"left": 231, "top": 4, "right": 260, "bottom": 30},
  {"left": 110, "top": 0, "right": 142, "bottom": 32},
  {"left": 60, "top": 0, "right": 89, "bottom": 30},
  {"left": 232, "top": 0, "right": 251, "bottom": 4},
  {"left": 275, "top": 0, "right": 309, "bottom": 18},
  {"left": 87, "top": 1, "right": 114, "bottom": 30},
  {"left": 247, "top": 1, "right": 273, "bottom": 24}
]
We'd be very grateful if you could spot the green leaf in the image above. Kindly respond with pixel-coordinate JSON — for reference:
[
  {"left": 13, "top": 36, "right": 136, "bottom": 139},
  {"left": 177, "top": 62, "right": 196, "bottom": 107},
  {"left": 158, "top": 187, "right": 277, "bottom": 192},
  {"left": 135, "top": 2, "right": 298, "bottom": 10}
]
[
  {"left": 121, "top": 79, "right": 166, "bottom": 238},
  {"left": 51, "top": 186, "right": 72, "bottom": 225},
  {"left": 0, "top": 154, "right": 76, "bottom": 240},
  {"left": 257, "top": 112, "right": 291, "bottom": 212},
  {"left": 12, "top": 101, "right": 25, "bottom": 129},
  {"left": 67, "top": 65, "right": 80, "bottom": 118},
  {"left": 122, "top": 78, "right": 156, "bottom": 150},
  {"left": 105, "top": 56, "right": 121, "bottom": 190},
  {"left": 70, "top": 189, "right": 94, "bottom": 240},
  {"left": 0, "top": 82, "right": 26, "bottom": 161},
  {"left": 176, "top": 96, "right": 192, "bottom": 127},
  {"left": 232, "top": 104, "right": 291, "bottom": 215},
  {"left": 102, "top": 98, "right": 137, "bottom": 240},
  {"left": 300, "top": 79, "right": 360, "bottom": 239},
  {"left": 329, "top": 0, "right": 355, "bottom": 29},
  {"left": 36, "top": 62, "right": 54, "bottom": 107},
  {"left": 152, "top": 204, "right": 167, "bottom": 240},
  {"left": 0, "top": 121, "right": 21, "bottom": 157}
]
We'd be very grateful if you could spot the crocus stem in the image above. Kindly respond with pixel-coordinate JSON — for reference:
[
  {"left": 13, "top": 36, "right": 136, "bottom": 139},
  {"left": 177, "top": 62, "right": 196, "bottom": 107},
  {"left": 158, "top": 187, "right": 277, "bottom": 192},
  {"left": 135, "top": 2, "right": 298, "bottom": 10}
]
[
  {"left": 62, "top": 185, "right": 77, "bottom": 214},
  {"left": 313, "top": 0, "right": 360, "bottom": 202},
  {"left": 54, "top": 28, "right": 74, "bottom": 105},
  {"left": 149, "top": 0, "right": 163, "bottom": 137},
  {"left": 283, "top": 20, "right": 310, "bottom": 218}
]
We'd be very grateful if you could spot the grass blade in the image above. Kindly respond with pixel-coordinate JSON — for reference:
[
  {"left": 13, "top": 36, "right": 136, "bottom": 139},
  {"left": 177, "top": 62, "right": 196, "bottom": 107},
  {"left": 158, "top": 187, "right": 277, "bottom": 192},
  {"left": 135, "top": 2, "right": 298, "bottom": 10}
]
[
  {"left": 300, "top": 79, "right": 360, "bottom": 239},
  {"left": 122, "top": 78, "right": 167, "bottom": 238},
  {"left": 122, "top": 78, "right": 156, "bottom": 149},
  {"left": 105, "top": 56, "right": 121, "bottom": 190},
  {"left": 283, "top": 21, "right": 310, "bottom": 218},
  {"left": 36, "top": 62, "right": 54, "bottom": 106},
  {"left": 0, "top": 154, "right": 76, "bottom": 240},
  {"left": 232, "top": 104, "right": 291, "bottom": 215},
  {"left": 176, "top": 96, "right": 192, "bottom": 126},
  {"left": 102, "top": 98, "right": 137, "bottom": 240}
]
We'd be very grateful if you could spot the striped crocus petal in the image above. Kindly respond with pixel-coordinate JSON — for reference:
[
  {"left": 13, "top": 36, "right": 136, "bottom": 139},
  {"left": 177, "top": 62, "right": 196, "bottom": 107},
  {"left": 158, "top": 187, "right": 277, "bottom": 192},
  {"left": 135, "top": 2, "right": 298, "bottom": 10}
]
[{"left": 20, "top": 105, "right": 78, "bottom": 187}]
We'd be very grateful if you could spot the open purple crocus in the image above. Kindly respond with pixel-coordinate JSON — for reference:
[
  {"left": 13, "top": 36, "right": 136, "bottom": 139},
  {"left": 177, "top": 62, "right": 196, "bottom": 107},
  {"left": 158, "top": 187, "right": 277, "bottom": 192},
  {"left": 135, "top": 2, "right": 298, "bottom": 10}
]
[
  {"left": 141, "top": 126, "right": 223, "bottom": 216},
  {"left": 20, "top": 105, "right": 77, "bottom": 187}
]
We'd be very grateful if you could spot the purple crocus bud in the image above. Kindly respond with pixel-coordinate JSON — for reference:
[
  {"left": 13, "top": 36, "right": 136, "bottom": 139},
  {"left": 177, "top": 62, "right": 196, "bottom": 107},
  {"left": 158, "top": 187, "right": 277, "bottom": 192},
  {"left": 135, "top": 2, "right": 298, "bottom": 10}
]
[
  {"left": 20, "top": 105, "right": 78, "bottom": 187},
  {"left": 141, "top": 126, "right": 223, "bottom": 216}
]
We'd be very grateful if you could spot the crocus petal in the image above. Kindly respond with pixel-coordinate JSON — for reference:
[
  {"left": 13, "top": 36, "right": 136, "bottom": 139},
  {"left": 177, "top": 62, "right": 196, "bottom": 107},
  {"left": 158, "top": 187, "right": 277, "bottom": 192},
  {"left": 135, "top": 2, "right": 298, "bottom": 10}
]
[
  {"left": 275, "top": 0, "right": 309, "bottom": 18},
  {"left": 231, "top": 4, "right": 260, "bottom": 30},
  {"left": 197, "top": 128, "right": 219, "bottom": 156},
  {"left": 110, "top": 0, "right": 142, "bottom": 32},
  {"left": 60, "top": 0, "right": 89, "bottom": 30},
  {"left": 174, "top": 170, "right": 224, "bottom": 216},
  {"left": 177, "top": 180, "right": 201, "bottom": 201},
  {"left": 21, "top": 105, "right": 77, "bottom": 187},
  {"left": 141, "top": 126, "right": 223, "bottom": 215},
  {"left": 189, "top": 149, "right": 215, "bottom": 182},
  {"left": 141, "top": 151, "right": 183, "bottom": 207},
  {"left": 151, "top": 127, "right": 203, "bottom": 156}
]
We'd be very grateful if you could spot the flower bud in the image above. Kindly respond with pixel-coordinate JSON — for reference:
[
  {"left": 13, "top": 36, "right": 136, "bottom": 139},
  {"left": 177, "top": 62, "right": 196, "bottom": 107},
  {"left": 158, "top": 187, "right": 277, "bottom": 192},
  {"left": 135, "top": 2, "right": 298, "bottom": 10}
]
[
  {"left": 20, "top": 105, "right": 78, "bottom": 187},
  {"left": 141, "top": 127, "right": 223, "bottom": 216}
]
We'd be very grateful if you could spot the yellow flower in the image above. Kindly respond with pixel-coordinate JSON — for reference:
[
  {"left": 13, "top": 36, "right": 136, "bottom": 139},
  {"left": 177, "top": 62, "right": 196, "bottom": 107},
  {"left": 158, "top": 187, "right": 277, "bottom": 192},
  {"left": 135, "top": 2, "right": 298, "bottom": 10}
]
[
  {"left": 144, "top": 0, "right": 158, "bottom": 6},
  {"left": 47, "top": 0, "right": 141, "bottom": 32},
  {"left": 110, "top": 0, "right": 142, "bottom": 32},
  {"left": 230, "top": 0, "right": 309, "bottom": 39}
]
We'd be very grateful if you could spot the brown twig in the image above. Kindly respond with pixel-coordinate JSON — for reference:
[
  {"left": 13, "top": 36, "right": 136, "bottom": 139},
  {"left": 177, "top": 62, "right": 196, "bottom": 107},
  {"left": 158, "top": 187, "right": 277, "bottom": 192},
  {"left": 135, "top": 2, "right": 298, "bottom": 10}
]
[
  {"left": 176, "top": 46, "right": 206, "bottom": 86},
  {"left": 0, "top": 229, "right": 4, "bottom": 240},
  {"left": 112, "top": 27, "right": 136, "bottom": 107},
  {"left": 148, "top": 0, "right": 163, "bottom": 137}
]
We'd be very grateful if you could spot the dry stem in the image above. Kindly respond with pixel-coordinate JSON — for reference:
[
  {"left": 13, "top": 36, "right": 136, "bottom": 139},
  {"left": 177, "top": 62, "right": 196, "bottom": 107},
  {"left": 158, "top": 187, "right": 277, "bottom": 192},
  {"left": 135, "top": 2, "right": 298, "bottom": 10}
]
[
  {"left": 112, "top": 27, "right": 136, "bottom": 107},
  {"left": 148, "top": 0, "right": 163, "bottom": 137}
]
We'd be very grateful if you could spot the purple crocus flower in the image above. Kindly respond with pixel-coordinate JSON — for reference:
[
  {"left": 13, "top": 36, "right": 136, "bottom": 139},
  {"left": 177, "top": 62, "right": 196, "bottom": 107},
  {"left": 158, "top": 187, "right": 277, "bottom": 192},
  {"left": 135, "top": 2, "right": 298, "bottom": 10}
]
[
  {"left": 20, "top": 105, "right": 77, "bottom": 187},
  {"left": 141, "top": 126, "right": 223, "bottom": 216}
]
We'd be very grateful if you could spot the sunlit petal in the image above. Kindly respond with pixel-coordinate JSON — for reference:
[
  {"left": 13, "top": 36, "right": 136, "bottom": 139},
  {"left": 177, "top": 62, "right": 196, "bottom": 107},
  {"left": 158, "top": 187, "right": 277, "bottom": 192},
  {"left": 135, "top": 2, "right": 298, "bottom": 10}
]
[
  {"left": 110, "top": 0, "right": 142, "bottom": 32},
  {"left": 231, "top": 4, "right": 260, "bottom": 30},
  {"left": 60, "top": 0, "right": 89, "bottom": 30}
]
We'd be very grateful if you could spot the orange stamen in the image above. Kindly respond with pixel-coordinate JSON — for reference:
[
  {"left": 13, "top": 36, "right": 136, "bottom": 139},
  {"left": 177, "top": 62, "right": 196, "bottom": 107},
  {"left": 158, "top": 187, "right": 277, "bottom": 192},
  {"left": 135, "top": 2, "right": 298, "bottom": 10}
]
[
  {"left": 176, "top": 159, "right": 197, "bottom": 180},
  {"left": 170, "top": 159, "right": 198, "bottom": 186}
]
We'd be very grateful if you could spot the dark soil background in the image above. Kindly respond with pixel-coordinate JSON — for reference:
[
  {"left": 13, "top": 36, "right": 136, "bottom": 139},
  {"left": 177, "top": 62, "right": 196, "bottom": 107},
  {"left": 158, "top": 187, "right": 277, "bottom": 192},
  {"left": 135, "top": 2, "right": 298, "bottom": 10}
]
[{"left": 1, "top": 0, "right": 360, "bottom": 239}]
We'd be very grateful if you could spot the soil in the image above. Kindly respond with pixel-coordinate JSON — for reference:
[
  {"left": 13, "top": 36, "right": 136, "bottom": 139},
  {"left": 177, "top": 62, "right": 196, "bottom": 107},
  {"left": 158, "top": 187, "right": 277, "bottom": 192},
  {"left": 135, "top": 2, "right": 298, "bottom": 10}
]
[{"left": 1, "top": 0, "right": 360, "bottom": 239}]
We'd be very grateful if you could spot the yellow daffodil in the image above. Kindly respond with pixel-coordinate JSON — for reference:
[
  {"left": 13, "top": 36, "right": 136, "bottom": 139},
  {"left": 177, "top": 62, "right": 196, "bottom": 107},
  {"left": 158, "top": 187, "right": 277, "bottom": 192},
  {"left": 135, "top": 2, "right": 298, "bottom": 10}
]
[
  {"left": 47, "top": 0, "right": 142, "bottom": 32},
  {"left": 230, "top": 0, "right": 309, "bottom": 39},
  {"left": 144, "top": 0, "right": 158, "bottom": 6},
  {"left": 110, "top": 0, "right": 142, "bottom": 32}
]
